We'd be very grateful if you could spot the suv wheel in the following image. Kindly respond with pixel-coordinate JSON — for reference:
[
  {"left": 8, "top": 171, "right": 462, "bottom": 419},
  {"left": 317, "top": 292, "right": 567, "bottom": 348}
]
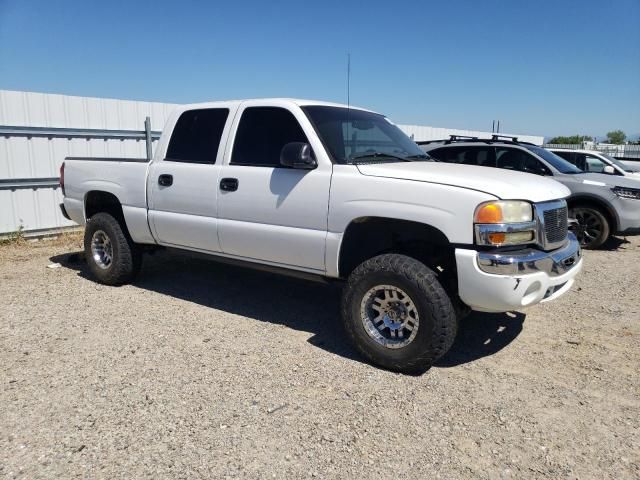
[
  {"left": 84, "top": 212, "right": 142, "bottom": 285},
  {"left": 570, "top": 206, "right": 610, "bottom": 249},
  {"left": 341, "top": 254, "right": 457, "bottom": 374}
]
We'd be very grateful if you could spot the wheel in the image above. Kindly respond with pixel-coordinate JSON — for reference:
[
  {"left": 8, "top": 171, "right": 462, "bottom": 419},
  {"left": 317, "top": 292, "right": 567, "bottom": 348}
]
[
  {"left": 569, "top": 206, "right": 610, "bottom": 249},
  {"left": 84, "top": 212, "right": 142, "bottom": 285},
  {"left": 341, "top": 254, "right": 457, "bottom": 374}
]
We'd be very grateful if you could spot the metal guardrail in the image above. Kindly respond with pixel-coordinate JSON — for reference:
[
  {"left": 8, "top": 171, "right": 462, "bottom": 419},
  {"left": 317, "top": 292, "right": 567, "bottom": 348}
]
[
  {"left": 0, "top": 124, "right": 161, "bottom": 140},
  {"left": 0, "top": 117, "right": 158, "bottom": 191},
  {"left": 0, "top": 177, "right": 60, "bottom": 191}
]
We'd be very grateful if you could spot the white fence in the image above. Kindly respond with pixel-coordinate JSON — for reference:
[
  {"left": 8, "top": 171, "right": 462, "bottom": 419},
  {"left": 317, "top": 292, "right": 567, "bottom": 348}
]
[
  {"left": 545, "top": 143, "right": 640, "bottom": 160},
  {"left": 1, "top": 89, "right": 544, "bottom": 235},
  {"left": 0, "top": 90, "right": 177, "bottom": 235}
]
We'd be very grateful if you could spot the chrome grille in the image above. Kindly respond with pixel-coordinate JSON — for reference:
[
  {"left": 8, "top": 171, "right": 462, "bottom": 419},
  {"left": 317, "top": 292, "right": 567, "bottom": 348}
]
[
  {"left": 543, "top": 206, "right": 568, "bottom": 244},
  {"left": 534, "top": 200, "right": 569, "bottom": 250}
]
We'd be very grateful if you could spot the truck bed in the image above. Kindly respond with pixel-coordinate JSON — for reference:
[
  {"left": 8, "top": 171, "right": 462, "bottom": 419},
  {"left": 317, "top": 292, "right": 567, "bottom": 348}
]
[{"left": 62, "top": 156, "right": 155, "bottom": 243}]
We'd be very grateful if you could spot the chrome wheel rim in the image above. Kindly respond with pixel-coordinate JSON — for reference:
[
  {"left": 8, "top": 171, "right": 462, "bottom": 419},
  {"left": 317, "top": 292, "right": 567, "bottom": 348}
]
[
  {"left": 572, "top": 209, "right": 602, "bottom": 246},
  {"left": 360, "top": 285, "right": 419, "bottom": 349},
  {"left": 90, "top": 230, "right": 113, "bottom": 269}
]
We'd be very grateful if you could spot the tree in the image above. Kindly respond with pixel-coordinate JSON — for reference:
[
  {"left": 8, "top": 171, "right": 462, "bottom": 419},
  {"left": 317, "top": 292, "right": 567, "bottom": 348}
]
[
  {"left": 547, "top": 134, "right": 593, "bottom": 144},
  {"left": 606, "top": 130, "right": 626, "bottom": 144}
]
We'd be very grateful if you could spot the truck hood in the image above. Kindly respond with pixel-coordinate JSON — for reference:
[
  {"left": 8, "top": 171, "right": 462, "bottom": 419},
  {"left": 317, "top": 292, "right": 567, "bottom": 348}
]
[{"left": 355, "top": 162, "right": 570, "bottom": 202}]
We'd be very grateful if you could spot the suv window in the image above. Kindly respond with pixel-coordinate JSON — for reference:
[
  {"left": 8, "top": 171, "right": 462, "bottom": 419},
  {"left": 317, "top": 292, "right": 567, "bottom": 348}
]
[
  {"left": 231, "top": 107, "right": 309, "bottom": 167},
  {"left": 166, "top": 108, "right": 229, "bottom": 164},
  {"left": 553, "top": 150, "right": 575, "bottom": 163},
  {"left": 430, "top": 146, "right": 496, "bottom": 167},
  {"left": 496, "top": 147, "right": 551, "bottom": 175},
  {"left": 576, "top": 153, "right": 607, "bottom": 173}
]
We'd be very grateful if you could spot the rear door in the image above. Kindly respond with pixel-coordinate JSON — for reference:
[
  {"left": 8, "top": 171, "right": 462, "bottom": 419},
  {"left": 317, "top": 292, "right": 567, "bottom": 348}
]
[
  {"left": 495, "top": 147, "right": 551, "bottom": 176},
  {"left": 216, "top": 104, "right": 332, "bottom": 272},
  {"left": 429, "top": 146, "right": 496, "bottom": 167},
  {"left": 147, "top": 107, "right": 232, "bottom": 251}
]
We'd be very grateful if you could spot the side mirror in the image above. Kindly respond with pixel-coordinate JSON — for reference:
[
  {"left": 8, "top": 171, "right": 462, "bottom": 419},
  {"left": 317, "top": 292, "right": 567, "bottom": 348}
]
[
  {"left": 603, "top": 165, "right": 616, "bottom": 175},
  {"left": 280, "top": 142, "right": 317, "bottom": 170}
]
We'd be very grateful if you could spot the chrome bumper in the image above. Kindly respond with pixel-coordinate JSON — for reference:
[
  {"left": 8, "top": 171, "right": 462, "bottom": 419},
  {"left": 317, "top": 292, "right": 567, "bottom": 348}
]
[{"left": 477, "top": 233, "right": 581, "bottom": 277}]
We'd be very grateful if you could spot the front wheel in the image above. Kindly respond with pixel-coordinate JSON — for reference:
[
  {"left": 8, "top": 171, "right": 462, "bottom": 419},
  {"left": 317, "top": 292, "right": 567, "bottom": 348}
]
[
  {"left": 569, "top": 206, "right": 610, "bottom": 249},
  {"left": 341, "top": 254, "right": 458, "bottom": 374},
  {"left": 84, "top": 212, "right": 142, "bottom": 285}
]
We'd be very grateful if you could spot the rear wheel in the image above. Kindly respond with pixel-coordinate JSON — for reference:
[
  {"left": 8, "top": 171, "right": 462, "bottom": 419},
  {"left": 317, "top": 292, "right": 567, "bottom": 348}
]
[
  {"left": 84, "top": 212, "right": 142, "bottom": 285},
  {"left": 569, "top": 206, "right": 610, "bottom": 249},
  {"left": 341, "top": 254, "right": 457, "bottom": 374}
]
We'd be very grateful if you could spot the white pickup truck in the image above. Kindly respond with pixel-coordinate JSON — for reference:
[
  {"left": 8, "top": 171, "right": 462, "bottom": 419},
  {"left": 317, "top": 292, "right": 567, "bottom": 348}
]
[{"left": 60, "top": 98, "right": 583, "bottom": 373}]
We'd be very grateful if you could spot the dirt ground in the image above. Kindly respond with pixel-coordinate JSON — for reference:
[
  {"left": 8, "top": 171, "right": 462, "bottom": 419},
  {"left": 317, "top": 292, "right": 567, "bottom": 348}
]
[{"left": 1, "top": 234, "right": 638, "bottom": 479}]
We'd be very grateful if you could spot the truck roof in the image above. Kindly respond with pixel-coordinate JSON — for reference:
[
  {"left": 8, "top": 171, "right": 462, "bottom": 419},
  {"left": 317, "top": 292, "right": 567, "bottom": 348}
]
[{"left": 179, "top": 98, "right": 377, "bottom": 114}]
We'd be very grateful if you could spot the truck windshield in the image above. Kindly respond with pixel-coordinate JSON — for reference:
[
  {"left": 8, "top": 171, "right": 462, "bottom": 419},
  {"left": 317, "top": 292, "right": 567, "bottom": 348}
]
[
  {"left": 302, "top": 106, "right": 431, "bottom": 164},
  {"left": 525, "top": 146, "right": 583, "bottom": 174}
]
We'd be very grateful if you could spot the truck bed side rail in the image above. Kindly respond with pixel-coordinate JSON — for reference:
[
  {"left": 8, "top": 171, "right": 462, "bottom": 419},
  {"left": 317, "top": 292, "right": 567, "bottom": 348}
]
[{"left": 64, "top": 157, "right": 150, "bottom": 163}]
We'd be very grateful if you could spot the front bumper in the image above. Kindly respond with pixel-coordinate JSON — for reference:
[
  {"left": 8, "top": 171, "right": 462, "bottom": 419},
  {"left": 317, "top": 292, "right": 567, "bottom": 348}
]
[
  {"left": 616, "top": 197, "right": 640, "bottom": 234},
  {"left": 455, "top": 234, "right": 582, "bottom": 313},
  {"left": 59, "top": 203, "right": 71, "bottom": 220}
]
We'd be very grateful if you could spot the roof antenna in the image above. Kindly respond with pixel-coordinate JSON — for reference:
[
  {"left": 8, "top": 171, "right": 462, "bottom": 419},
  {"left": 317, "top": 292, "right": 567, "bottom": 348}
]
[
  {"left": 346, "top": 53, "right": 352, "bottom": 158},
  {"left": 347, "top": 53, "right": 351, "bottom": 109}
]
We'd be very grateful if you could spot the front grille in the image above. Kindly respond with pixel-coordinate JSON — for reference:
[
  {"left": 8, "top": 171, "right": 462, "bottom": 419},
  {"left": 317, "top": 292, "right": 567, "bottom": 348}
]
[{"left": 543, "top": 206, "right": 568, "bottom": 244}]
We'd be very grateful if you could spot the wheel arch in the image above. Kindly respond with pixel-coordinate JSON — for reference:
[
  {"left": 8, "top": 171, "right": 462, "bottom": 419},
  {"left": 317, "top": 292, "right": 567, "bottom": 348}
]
[
  {"left": 84, "top": 190, "right": 124, "bottom": 220},
  {"left": 337, "top": 216, "right": 456, "bottom": 284},
  {"left": 567, "top": 194, "right": 618, "bottom": 233}
]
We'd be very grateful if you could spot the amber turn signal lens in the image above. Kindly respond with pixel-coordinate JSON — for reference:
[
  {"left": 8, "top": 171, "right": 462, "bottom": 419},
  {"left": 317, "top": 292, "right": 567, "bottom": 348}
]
[
  {"left": 486, "top": 231, "right": 534, "bottom": 246},
  {"left": 475, "top": 204, "right": 503, "bottom": 223},
  {"left": 487, "top": 232, "right": 506, "bottom": 244}
]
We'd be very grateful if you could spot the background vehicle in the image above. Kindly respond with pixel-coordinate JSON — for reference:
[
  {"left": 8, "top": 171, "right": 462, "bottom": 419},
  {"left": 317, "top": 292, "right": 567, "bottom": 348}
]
[
  {"left": 60, "top": 100, "right": 582, "bottom": 373},
  {"left": 550, "top": 148, "right": 640, "bottom": 178},
  {"left": 420, "top": 136, "right": 640, "bottom": 249}
]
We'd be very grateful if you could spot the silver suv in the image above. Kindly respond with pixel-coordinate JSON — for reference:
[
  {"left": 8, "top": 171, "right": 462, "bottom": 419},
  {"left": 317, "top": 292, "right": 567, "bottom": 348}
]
[{"left": 420, "top": 136, "right": 640, "bottom": 249}]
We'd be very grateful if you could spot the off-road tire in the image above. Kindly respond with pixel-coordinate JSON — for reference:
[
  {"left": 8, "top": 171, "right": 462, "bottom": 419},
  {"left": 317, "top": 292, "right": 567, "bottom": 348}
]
[
  {"left": 570, "top": 206, "right": 610, "bottom": 250},
  {"left": 84, "top": 212, "right": 142, "bottom": 285},
  {"left": 341, "top": 254, "right": 457, "bottom": 374}
]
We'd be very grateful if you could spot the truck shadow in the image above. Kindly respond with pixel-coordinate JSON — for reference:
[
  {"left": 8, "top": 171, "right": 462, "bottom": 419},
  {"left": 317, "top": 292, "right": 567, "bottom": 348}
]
[
  {"left": 51, "top": 250, "right": 525, "bottom": 371},
  {"left": 600, "top": 236, "right": 630, "bottom": 251},
  {"left": 435, "top": 311, "right": 525, "bottom": 368}
]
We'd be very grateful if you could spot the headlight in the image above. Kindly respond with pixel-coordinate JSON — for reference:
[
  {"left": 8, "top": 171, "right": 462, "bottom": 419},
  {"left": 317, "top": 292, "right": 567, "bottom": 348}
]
[
  {"left": 474, "top": 200, "right": 533, "bottom": 223},
  {"left": 612, "top": 186, "right": 640, "bottom": 200},
  {"left": 474, "top": 200, "right": 536, "bottom": 247}
]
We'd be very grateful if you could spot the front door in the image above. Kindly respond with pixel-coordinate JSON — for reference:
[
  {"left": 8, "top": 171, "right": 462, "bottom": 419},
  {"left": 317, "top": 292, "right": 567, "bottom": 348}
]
[{"left": 217, "top": 106, "right": 332, "bottom": 272}]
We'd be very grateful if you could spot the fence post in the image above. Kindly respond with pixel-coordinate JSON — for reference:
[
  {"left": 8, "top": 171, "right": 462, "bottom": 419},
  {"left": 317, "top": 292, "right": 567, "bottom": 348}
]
[{"left": 144, "top": 117, "right": 153, "bottom": 161}]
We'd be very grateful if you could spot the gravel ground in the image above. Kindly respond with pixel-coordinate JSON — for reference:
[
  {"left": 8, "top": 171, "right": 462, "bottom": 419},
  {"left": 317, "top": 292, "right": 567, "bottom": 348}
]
[{"left": 1, "top": 234, "right": 639, "bottom": 479}]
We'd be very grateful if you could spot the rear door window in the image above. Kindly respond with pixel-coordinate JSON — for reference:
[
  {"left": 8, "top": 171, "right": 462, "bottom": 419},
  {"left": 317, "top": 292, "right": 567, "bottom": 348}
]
[
  {"left": 496, "top": 148, "right": 551, "bottom": 175},
  {"left": 430, "top": 146, "right": 496, "bottom": 167},
  {"left": 231, "top": 107, "right": 309, "bottom": 167},
  {"left": 166, "top": 108, "right": 229, "bottom": 164}
]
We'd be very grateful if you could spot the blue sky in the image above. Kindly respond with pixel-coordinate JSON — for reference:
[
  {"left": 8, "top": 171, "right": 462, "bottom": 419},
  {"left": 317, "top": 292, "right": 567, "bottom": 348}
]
[{"left": 0, "top": 0, "right": 638, "bottom": 138}]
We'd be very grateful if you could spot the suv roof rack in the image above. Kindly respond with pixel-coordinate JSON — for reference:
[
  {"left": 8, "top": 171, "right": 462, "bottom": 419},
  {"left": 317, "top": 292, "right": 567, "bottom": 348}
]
[
  {"left": 416, "top": 136, "right": 537, "bottom": 147},
  {"left": 416, "top": 135, "right": 480, "bottom": 145},
  {"left": 491, "top": 134, "right": 518, "bottom": 142},
  {"left": 450, "top": 135, "right": 479, "bottom": 141}
]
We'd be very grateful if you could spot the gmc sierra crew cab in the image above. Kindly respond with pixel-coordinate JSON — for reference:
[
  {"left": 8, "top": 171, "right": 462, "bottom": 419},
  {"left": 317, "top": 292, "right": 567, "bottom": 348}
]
[{"left": 60, "top": 99, "right": 583, "bottom": 373}]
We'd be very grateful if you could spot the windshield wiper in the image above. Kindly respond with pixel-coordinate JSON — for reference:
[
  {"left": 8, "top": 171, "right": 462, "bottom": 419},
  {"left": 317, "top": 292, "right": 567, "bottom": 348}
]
[
  {"left": 349, "top": 152, "right": 412, "bottom": 163},
  {"left": 405, "top": 154, "right": 432, "bottom": 161}
]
